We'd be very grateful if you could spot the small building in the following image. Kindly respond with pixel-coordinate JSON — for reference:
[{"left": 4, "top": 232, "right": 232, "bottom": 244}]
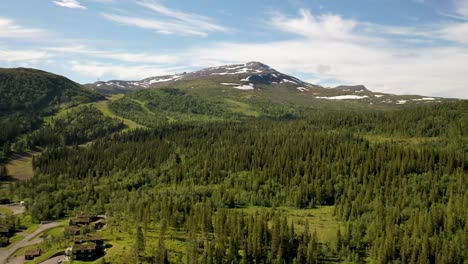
[
  {"left": 69, "top": 214, "right": 102, "bottom": 227},
  {"left": 72, "top": 237, "right": 105, "bottom": 260},
  {"left": 69, "top": 217, "right": 92, "bottom": 226},
  {"left": 64, "top": 226, "right": 80, "bottom": 236},
  {"left": 74, "top": 236, "right": 104, "bottom": 245},
  {"left": 72, "top": 242, "right": 102, "bottom": 260},
  {"left": 25, "top": 249, "right": 42, "bottom": 260}
]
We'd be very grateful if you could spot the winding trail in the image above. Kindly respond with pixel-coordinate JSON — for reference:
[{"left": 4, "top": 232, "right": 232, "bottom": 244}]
[{"left": 0, "top": 222, "right": 62, "bottom": 264}]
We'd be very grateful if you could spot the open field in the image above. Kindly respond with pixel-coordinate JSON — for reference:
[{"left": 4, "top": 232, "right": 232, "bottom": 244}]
[{"left": 5, "top": 151, "right": 40, "bottom": 181}]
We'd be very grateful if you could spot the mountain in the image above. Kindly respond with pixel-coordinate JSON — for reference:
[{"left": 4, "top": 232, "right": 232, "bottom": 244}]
[
  {"left": 86, "top": 61, "right": 317, "bottom": 94},
  {"left": 0, "top": 68, "right": 103, "bottom": 116},
  {"left": 86, "top": 62, "right": 457, "bottom": 106}
]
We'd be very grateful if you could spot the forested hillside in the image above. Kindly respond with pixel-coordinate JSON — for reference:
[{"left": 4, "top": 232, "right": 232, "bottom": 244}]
[
  {"left": 3, "top": 101, "right": 466, "bottom": 263},
  {"left": 0, "top": 68, "right": 102, "bottom": 115},
  {"left": 0, "top": 68, "right": 104, "bottom": 163}
]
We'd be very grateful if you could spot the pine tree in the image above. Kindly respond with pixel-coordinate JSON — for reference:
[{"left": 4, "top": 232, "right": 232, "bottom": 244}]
[{"left": 134, "top": 226, "right": 145, "bottom": 258}]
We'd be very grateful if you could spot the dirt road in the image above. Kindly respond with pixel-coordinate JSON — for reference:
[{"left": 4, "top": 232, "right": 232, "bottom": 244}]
[{"left": 0, "top": 222, "right": 62, "bottom": 264}]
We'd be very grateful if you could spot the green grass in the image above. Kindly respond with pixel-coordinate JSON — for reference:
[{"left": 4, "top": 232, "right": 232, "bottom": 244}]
[
  {"left": 98, "top": 206, "right": 340, "bottom": 263},
  {"left": 44, "top": 94, "right": 144, "bottom": 131},
  {"left": 31, "top": 226, "right": 64, "bottom": 240},
  {"left": 19, "top": 215, "right": 40, "bottom": 234},
  {"left": 10, "top": 219, "right": 68, "bottom": 263},
  {"left": 6, "top": 151, "right": 37, "bottom": 181},
  {"left": 9, "top": 206, "right": 342, "bottom": 264},
  {"left": 96, "top": 219, "right": 187, "bottom": 263},
  {"left": 237, "top": 206, "right": 340, "bottom": 243},
  {"left": 5, "top": 234, "right": 25, "bottom": 249},
  {"left": 225, "top": 99, "right": 260, "bottom": 117},
  {"left": 0, "top": 206, "right": 13, "bottom": 215},
  {"left": 25, "top": 248, "right": 64, "bottom": 264},
  {"left": 92, "top": 95, "right": 144, "bottom": 130}
]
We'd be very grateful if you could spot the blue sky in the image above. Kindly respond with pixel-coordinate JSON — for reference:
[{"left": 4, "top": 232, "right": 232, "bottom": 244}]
[{"left": 1, "top": 0, "right": 468, "bottom": 98}]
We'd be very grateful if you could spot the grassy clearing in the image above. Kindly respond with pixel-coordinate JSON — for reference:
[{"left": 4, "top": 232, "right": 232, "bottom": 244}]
[
  {"left": 19, "top": 215, "right": 40, "bottom": 234},
  {"left": 99, "top": 219, "right": 187, "bottom": 263},
  {"left": 238, "top": 206, "right": 340, "bottom": 243},
  {"left": 102, "top": 206, "right": 339, "bottom": 263},
  {"left": 5, "top": 151, "right": 38, "bottom": 181},
  {"left": 225, "top": 99, "right": 260, "bottom": 117},
  {"left": 31, "top": 226, "right": 64, "bottom": 240},
  {"left": 25, "top": 248, "right": 64, "bottom": 264},
  {"left": 0, "top": 206, "right": 13, "bottom": 215}
]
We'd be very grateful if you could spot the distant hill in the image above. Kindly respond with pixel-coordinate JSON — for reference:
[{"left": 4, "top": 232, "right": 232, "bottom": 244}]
[
  {"left": 0, "top": 68, "right": 104, "bottom": 154},
  {"left": 85, "top": 62, "right": 457, "bottom": 106},
  {"left": 0, "top": 68, "right": 103, "bottom": 116}
]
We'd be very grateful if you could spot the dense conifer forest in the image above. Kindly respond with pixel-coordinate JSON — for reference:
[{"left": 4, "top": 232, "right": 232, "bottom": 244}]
[
  {"left": 1, "top": 100, "right": 466, "bottom": 263},
  {"left": 0, "top": 68, "right": 103, "bottom": 163}
]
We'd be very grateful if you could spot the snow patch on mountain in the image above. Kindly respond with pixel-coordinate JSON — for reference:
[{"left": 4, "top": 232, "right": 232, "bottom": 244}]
[
  {"left": 221, "top": 83, "right": 241, "bottom": 86},
  {"left": 240, "top": 76, "right": 251, "bottom": 82},
  {"left": 317, "top": 95, "right": 369, "bottom": 100},
  {"left": 148, "top": 76, "right": 181, "bottom": 84},
  {"left": 281, "top": 79, "right": 298, "bottom": 84},
  {"left": 413, "top": 97, "right": 435, "bottom": 101},
  {"left": 234, "top": 83, "right": 254, "bottom": 90}
]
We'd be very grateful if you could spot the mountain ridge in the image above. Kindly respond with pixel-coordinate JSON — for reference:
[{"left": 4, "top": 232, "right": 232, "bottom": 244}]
[{"left": 84, "top": 62, "right": 458, "bottom": 105}]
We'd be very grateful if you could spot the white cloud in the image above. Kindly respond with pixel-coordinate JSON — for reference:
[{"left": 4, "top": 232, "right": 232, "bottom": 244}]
[
  {"left": 0, "top": 48, "right": 51, "bottom": 62},
  {"left": 138, "top": 0, "right": 228, "bottom": 33},
  {"left": 53, "top": 0, "right": 86, "bottom": 10},
  {"left": 47, "top": 45, "right": 180, "bottom": 64},
  {"left": 43, "top": 6, "right": 468, "bottom": 99},
  {"left": 0, "top": 17, "right": 47, "bottom": 39},
  {"left": 102, "top": 0, "right": 228, "bottom": 37},
  {"left": 271, "top": 9, "right": 359, "bottom": 42},
  {"left": 89, "top": 0, "right": 116, "bottom": 3},
  {"left": 438, "top": 22, "right": 468, "bottom": 44},
  {"left": 102, "top": 13, "right": 210, "bottom": 36},
  {"left": 69, "top": 61, "right": 183, "bottom": 80},
  {"left": 455, "top": 0, "right": 468, "bottom": 18},
  {"left": 3, "top": 4, "right": 468, "bottom": 99}
]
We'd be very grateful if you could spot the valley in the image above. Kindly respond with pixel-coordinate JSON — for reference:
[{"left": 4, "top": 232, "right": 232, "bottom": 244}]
[{"left": 0, "top": 64, "right": 467, "bottom": 263}]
